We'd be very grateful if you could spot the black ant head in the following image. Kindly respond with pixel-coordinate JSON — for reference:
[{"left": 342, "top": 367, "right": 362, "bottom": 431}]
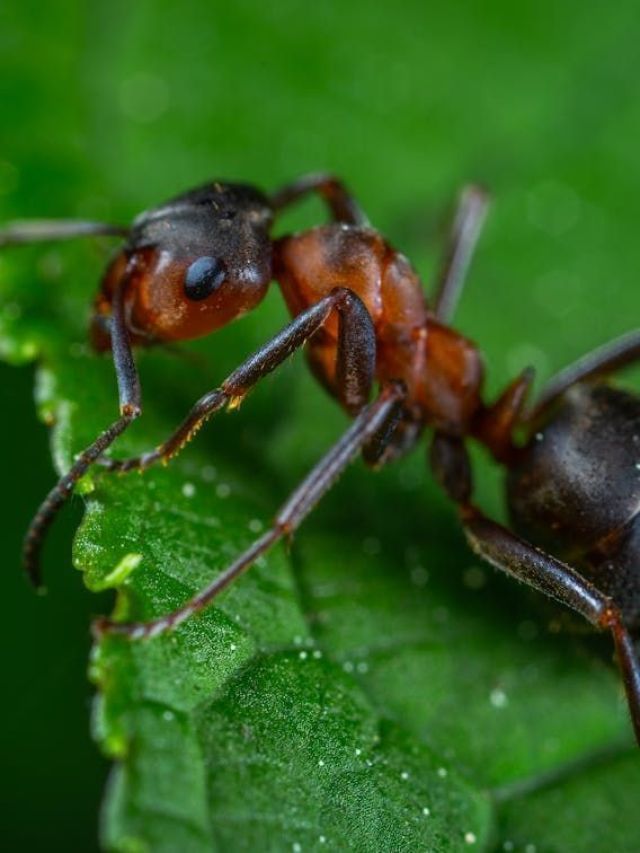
[{"left": 92, "top": 181, "right": 274, "bottom": 348}]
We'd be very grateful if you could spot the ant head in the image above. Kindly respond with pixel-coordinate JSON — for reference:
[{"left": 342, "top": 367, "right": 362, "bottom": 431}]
[{"left": 92, "top": 182, "right": 273, "bottom": 349}]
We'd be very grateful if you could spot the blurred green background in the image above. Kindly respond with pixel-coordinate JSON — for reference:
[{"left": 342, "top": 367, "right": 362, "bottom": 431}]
[{"left": 2, "top": 0, "right": 640, "bottom": 849}]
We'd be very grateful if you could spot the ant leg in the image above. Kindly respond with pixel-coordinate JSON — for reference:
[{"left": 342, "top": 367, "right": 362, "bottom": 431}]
[
  {"left": 430, "top": 432, "right": 640, "bottom": 745},
  {"left": 94, "top": 381, "right": 406, "bottom": 639},
  {"left": 473, "top": 367, "right": 535, "bottom": 463},
  {"left": 464, "top": 509, "right": 640, "bottom": 745},
  {"left": 99, "top": 286, "right": 375, "bottom": 473},
  {"left": 23, "top": 277, "right": 141, "bottom": 588},
  {"left": 0, "top": 220, "right": 128, "bottom": 247},
  {"left": 527, "top": 329, "right": 640, "bottom": 423},
  {"left": 270, "top": 173, "right": 368, "bottom": 226},
  {"left": 363, "top": 414, "right": 421, "bottom": 468},
  {"left": 432, "top": 185, "right": 490, "bottom": 323}
]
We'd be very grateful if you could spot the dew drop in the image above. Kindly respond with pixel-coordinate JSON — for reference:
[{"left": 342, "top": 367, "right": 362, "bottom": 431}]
[{"left": 489, "top": 688, "right": 509, "bottom": 709}]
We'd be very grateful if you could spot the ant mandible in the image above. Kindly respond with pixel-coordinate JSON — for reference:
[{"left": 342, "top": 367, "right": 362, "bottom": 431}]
[{"left": 3, "top": 174, "right": 640, "bottom": 746}]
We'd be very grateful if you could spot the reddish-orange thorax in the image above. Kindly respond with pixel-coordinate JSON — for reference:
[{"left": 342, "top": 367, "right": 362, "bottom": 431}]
[{"left": 275, "top": 224, "right": 484, "bottom": 434}]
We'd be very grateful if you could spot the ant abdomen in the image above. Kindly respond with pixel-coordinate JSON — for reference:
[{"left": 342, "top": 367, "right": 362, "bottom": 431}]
[{"left": 507, "top": 384, "right": 640, "bottom": 620}]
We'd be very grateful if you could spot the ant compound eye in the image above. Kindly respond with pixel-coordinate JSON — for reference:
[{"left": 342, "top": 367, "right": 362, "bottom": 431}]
[{"left": 184, "top": 256, "right": 226, "bottom": 301}]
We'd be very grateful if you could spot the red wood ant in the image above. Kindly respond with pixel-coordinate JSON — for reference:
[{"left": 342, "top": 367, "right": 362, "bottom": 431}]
[{"left": 3, "top": 174, "right": 640, "bottom": 745}]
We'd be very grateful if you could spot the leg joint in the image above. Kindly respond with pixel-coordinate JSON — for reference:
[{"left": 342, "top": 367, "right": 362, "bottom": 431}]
[
  {"left": 121, "top": 403, "right": 142, "bottom": 420},
  {"left": 329, "top": 285, "right": 356, "bottom": 308},
  {"left": 599, "top": 602, "right": 622, "bottom": 631}
]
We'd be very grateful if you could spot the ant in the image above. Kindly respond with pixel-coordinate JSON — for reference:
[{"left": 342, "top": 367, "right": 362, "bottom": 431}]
[{"left": 3, "top": 174, "right": 640, "bottom": 745}]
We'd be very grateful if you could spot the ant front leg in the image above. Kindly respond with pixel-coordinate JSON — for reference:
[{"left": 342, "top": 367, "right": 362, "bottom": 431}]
[
  {"left": 23, "top": 276, "right": 141, "bottom": 588},
  {"left": 95, "top": 381, "right": 406, "bottom": 639},
  {"left": 99, "top": 287, "right": 376, "bottom": 473},
  {"left": 430, "top": 432, "right": 640, "bottom": 746},
  {"left": 0, "top": 211, "right": 135, "bottom": 586},
  {"left": 270, "top": 173, "right": 368, "bottom": 226}
]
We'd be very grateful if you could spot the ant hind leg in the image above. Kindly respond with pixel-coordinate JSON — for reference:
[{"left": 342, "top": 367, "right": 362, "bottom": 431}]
[
  {"left": 430, "top": 431, "right": 640, "bottom": 746},
  {"left": 431, "top": 185, "right": 490, "bottom": 323},
  {"left": 527, "top": 329, "right": 640, "bottom": 424},
  {"left": 463, "top": 509, "right": 640, "bottom": 745}
]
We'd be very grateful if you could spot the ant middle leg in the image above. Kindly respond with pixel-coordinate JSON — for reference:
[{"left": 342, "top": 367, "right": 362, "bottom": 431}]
[
  {"left": 99, "top": 287, "right": 376, "bottom": 473},
  {"left": 430, "top": 432, "right": 640, "bottom": 746},
  {"left": 95, "top": 381, "right": 406, "bottom": 639}
]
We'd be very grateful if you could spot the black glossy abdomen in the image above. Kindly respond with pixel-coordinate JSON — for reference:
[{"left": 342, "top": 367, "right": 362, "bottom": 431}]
[{"left": 507, "top": 384, "right": 640, "bottom": 624}]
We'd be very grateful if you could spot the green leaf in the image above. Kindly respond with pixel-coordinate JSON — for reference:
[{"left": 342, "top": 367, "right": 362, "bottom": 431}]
[
  {"left": 3, "top": 1, "right": 640, "bottom": 850},
  {"left": 3, "top": 249, "right": 494, "bottom": 849}
]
